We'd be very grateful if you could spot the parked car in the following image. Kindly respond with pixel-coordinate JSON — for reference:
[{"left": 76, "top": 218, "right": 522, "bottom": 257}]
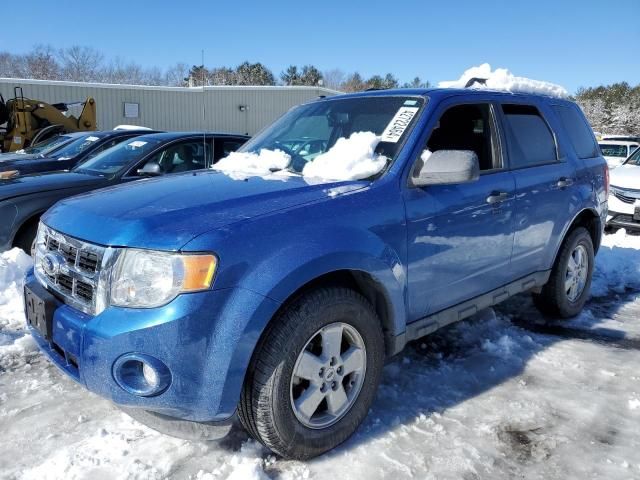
[
  {"left": 602, "top": 134, "right": 640, "bottom": 143},
  {"left": 0, "top": 132, "right": 248, "bottom": 253},
  {"left": 0, "top": 130, "right": 156, "bottom": 179},
  {"left": 24, "top": 89, "right": 606, "bottom": 460},
  {"left": 0, "top": 133, "right": 76, "bottom": 163},
  {"left": 606, "top": 146, "right": 640, "bottom": 231},
  {"left": 598, "top": 140, "right": 639, "bottom": 168}
]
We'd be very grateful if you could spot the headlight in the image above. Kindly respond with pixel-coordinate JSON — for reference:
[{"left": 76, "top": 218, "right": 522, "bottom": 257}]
[{"left": 110, "top": 249, "right": 217, "bottom": 308}]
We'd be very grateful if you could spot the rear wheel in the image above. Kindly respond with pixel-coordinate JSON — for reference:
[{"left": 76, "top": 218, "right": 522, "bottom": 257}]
[
  {"left": 533, "top": 227, "right": 594, "bottom": 318},
  {"left": 238, "top": 287, "right": 384, "bottom": 459}
]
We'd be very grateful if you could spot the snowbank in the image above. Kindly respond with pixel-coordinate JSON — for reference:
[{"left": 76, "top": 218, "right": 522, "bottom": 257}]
[
  {"left": 2, "top": 233, "right": 640, "bottom": 477},
  {"left": 591, "top": 229, "right": 640, "bottom": 296},
  {"left": 0, "top": 248, "right": 35, "bottom": 367},
  {"left": 302, "top": 131, "right": 387, "bottom": 181},
  {"left": 439, "top": 63, "right": 569, "bottom": 99},
  {"left": 213, "top": 148, "right": 291, "bottom": 179}
]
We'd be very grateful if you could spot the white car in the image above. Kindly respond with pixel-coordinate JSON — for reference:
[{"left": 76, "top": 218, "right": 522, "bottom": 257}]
[
  {"left": 607, "top": 148, "right": 640, "bottom": 232},
  {"left": 599, "top": 140, "right": 639, "bottom": 169}
]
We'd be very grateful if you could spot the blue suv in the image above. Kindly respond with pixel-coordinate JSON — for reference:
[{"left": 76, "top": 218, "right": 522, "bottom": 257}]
[{"left": 24, "top": 88, "right": 608, "bottom": 459}]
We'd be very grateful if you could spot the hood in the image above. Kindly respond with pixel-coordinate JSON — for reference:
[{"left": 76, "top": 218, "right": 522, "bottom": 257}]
[
  {"left": 610, "top": 164, "right": 640, "bottom": 190},
  {"left": 604, "top": 156, "right": 625, "bottom": 168},
  {"left": 0, "top": 153, "right": 39, "bottom": 162},
  {"left": 44, "top": 170, "right": 367, "bottom": 250},
  {"left": 0, "top": 155, "right": 57, "bottom": 172},
  {"left": 0, "top": 171, "right": 106, "bottom": 201}
]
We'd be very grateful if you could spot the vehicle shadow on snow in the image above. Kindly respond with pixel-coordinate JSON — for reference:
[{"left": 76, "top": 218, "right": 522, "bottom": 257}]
[
  {"left": 208, "top": 287, "right": 640, "bottom": 465},
  {"left": 314, "top": 284, "right": 640, "bottom": 461}
]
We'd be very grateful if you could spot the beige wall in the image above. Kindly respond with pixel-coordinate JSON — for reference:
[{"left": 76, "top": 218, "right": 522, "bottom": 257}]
[{"left": 0, "top": 79, "right": 340, "bottom": 135}]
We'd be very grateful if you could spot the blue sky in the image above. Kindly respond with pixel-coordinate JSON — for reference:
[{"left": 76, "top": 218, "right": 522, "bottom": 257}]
[{"left": 1, "top": 0, "right": 638, "bottom": 93}]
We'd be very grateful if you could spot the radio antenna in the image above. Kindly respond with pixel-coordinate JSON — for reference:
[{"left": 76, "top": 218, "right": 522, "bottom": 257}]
[{"left": 201, "top": 50, "right": 209, "bottom": 166}]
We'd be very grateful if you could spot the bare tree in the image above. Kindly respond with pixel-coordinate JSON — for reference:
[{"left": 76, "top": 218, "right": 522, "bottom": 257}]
[
  {"left": 0, "top": 52, "right": 27, "bottom": 78},
  {"left": 58, "top": 46, "right": 104, "bottom": 82},
  {"left": 25, "top": 44, "right": 60, "bottom": 80},
  {"left": 164, "top": 62, "right": 190, "bottom": 86},
  {"left": 322, "top": 69, "right": 345, "bottom": 90}
]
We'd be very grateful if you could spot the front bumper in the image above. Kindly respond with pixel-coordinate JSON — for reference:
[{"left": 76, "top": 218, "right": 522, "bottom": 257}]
[
  {"left": 25, "top": 269, "right": 280, "bottom": 423},
  {"left": 606, "top": 194, "right": 640, "bottom": 231}
]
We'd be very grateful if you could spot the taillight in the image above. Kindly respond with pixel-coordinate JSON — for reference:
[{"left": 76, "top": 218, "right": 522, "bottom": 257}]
[{"left": 604, "top": 164, "right": 609, "bottom": 197}]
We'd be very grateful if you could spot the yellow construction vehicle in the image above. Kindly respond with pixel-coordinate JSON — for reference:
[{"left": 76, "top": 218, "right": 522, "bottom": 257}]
[{"left": 0, "top": 86, "right": 97, "bottom": 153}]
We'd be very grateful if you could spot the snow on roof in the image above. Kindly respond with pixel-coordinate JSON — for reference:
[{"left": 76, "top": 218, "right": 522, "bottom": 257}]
[
  {"left": 113, "top": 125, "right": 153, "bottom": 131},
  {"left": 438, "top": 63, "right": 569, "bottom": 99}
]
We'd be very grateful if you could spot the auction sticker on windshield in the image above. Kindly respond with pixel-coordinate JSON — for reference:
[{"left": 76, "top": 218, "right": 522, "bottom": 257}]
[{"left": 381, "top": 107, "right": 420, "bottom": 143}]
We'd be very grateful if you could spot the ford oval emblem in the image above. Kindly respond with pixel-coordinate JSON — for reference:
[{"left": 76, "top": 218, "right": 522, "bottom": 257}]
[{"left": 42, "top": 252, "right": 64, "bottom": 276}]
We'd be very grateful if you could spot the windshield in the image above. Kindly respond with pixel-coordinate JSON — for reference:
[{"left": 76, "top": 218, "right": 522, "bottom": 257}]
[
  {"left": 625, "top": 147, "right": 640, "bottom": 166},
  {"left": 599, "top": 144, "right": 631, "bottom": 158},
  {"left": 73, "top": 138, "right": 162, "bottom": 176},
  {"left": 238, "top": 96, "right": 425, "bottom": 175},
  {"left": 17, "top": 135, "right": 74, "bottom": 156},
  {"left": 50, "top": 134, "right": 104, "bottom": 160}
]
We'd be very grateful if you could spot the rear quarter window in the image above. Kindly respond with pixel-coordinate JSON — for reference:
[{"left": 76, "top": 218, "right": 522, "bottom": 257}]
[
  {"left": 552, "top": 105, "right": 599, "bottom": 159},
  {"left": 501, "top": 104, "right": 558, "bottom": 168}
]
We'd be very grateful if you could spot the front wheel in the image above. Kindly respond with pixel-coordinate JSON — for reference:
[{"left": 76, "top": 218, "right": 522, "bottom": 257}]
[
  {"left": 238, "top": 287, "right": 384, "bottom": 459},
  {"left": 533, "top": 227, "right": 594, "bottom": 318}
]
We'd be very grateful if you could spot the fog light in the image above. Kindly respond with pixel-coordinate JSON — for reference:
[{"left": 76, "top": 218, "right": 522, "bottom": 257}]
[
  {"left": 142, "top": 362, "right": 159, "bottom": 388},
  {"left": 113, "top": 354, "right": 171, "bottom": 397}
]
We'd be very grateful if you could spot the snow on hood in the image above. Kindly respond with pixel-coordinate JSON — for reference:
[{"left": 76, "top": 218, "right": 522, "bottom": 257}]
[
  {"left": 213, "top": 131, "right": 387, "bottom": 183},
  {"left": 213, "top": 148, "right": 291, "bottom": 180},
  {"left": 302, "top": 131, "right": 387, "bottom": 182},
  {"left": 439, "top": 63, "right": 569, "bottom": 99}
]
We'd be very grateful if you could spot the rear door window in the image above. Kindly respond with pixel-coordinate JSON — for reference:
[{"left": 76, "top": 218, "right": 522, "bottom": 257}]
[
  {"left": 552, "top": 105, "right": 599, "bottom": 159},
  {"left": 501, "top": 104, "right": 557, "bottom": 168}
]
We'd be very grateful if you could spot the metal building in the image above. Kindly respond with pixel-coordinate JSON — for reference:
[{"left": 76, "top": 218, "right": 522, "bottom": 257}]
[{"left": 0, "top": 78, "right": 339, "bottom": 135}]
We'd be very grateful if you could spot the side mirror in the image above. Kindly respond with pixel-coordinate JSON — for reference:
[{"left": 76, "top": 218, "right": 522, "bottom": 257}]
[
  {"left": 137, "top": 161, "right": 162, "bottom": 176},
  {"left": 411, "top": 150, "right": 480, "bottom": 187}
]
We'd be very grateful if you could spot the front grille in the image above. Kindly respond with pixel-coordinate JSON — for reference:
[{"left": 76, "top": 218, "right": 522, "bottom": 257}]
[
  {"left": 34, "top": 224, "right": 107, "bottom": 315},
  {"left": 613, "top": 191, "right": 637, "bottom": 204},
  {"left": 612, "top": 187, "right": 640, "bottom": 205}
]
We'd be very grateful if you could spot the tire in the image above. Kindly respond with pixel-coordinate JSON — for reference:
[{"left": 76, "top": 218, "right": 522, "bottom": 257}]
[
  {"left": 533, "top": 227, "right": 594, "bottom": 318},
  {"left": 238, "top": 287, "right": 385, "bottom": 460},
  {"left": 14, "top": 221, "right": 38, "bottom": 257}
]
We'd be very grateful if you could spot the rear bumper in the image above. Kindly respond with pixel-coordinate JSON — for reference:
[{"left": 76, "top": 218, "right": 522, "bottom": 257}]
[{"left": 25, "top": 269, "right": 280, "bottom": 423}]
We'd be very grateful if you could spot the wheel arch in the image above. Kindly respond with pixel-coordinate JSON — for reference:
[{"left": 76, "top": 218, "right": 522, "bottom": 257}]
[
  {"left": 11, "top": 209, "right": 45, "bottom": 250},
  {"left": 563, "top": 208, "right": 602, "bottom": 254},
  {"left": 268, "top": 268, "right": 400, "bottom": 356}
]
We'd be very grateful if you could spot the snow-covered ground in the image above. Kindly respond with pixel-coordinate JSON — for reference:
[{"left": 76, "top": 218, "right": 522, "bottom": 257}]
[{"left": 1, "top": 230, "right": 640, "bottom": 480}]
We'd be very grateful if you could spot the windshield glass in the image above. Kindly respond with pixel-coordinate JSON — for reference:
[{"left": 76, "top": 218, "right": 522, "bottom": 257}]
[
  {"left": 73, "top": 138, "right": 162, "bottom": 176},
  {"left": 599, "top": 144, "right": 630, "bottom": 158},
  {"left": 625, "top": 147, "right": 640, "bottom": 166},
  {"left": 50, "top": 134, "right": 103, "bottom": 160},
  {"left": 237, "top": 96, "right": 425, "bottom": 176},
  {"left": 17, "top": 135, "right": 73, "bottom": 156}
]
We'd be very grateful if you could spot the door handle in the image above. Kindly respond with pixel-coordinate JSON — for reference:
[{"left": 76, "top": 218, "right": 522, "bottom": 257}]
[
  {"left": 556, "top": 177, "right": 573, "bottom": 188},
  {"left": 486, "top": 191, "right": 509, "bottom": 204}
]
